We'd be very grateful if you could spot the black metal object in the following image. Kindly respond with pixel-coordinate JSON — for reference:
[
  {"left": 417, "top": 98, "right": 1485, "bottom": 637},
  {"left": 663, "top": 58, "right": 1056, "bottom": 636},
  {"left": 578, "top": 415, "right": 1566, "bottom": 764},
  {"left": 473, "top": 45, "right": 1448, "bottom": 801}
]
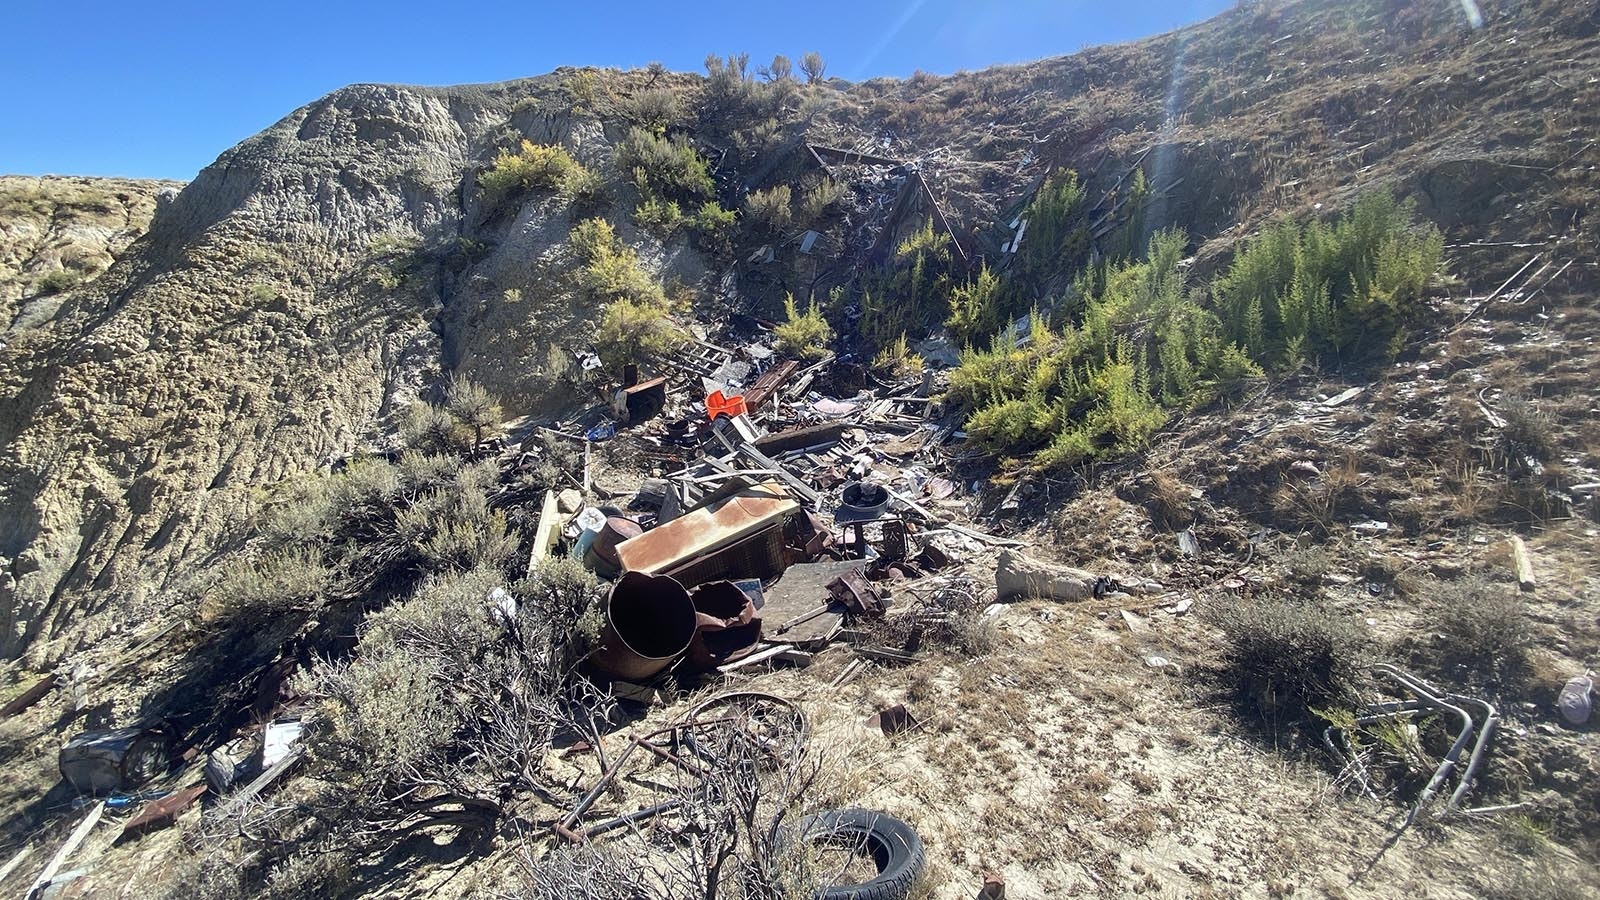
[{"left": 837, "top": 481, "right": 890, "bottom": 524}]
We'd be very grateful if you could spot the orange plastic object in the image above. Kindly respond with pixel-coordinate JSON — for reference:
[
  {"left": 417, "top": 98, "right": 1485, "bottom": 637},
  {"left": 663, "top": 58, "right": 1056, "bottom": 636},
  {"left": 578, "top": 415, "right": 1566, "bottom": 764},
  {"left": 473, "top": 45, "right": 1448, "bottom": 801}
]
[{"left": 705, "top": 390, "right": 748, "bottom": 421}]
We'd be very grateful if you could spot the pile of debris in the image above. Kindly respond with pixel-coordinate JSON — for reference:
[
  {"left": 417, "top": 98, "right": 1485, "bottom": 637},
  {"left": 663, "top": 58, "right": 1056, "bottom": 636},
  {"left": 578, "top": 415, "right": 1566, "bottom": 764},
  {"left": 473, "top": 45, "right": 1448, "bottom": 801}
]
[{"left": 515, "top": 329, "right": 1114, "bottom": 706}]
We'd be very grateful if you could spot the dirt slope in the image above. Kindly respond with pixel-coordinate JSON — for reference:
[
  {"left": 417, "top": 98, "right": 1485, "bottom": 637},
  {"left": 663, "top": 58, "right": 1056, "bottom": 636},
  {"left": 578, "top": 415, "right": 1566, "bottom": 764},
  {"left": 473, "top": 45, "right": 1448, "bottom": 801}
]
[
  {"left": 0, "top": 0, "right": 1598, "bottom": 895},
  {"left": 0, "top": 175, "right": 180, "bottom": 330}
]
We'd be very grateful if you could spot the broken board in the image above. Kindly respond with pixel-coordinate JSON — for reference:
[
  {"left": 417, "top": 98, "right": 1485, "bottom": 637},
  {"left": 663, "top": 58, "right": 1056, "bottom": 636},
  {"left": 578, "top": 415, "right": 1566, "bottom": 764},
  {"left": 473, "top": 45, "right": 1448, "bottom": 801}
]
[{"left": 760, "top": 559, "right": 864, "bottom": 647}]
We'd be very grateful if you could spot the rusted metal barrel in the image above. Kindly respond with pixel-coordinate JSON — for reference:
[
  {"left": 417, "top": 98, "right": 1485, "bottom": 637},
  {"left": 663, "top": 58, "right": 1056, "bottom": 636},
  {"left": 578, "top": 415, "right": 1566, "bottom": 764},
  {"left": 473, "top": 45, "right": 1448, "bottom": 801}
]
[
  {"left": 684, "top": 581, "right": 763, "bottom": 671},
  {"left": 584, "top": 516, "right": 643, "bottom": 579},
  {"left": 592, "top": 571, "right": 696, "bottom": 681}
]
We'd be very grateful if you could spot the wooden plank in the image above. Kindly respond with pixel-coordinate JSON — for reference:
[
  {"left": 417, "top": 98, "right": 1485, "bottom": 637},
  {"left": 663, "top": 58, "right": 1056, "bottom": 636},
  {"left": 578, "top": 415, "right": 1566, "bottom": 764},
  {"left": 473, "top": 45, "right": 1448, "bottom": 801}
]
[
  {"left": 29, "top": 801, "right": 103, "bottom": 898},
  {"left": 0, "top": 846, "right": 33, "bottom": 886},
  {"left": 716, "top": 644, "right": 789, "bottom": 673},
  {"left": 527, "top": 490, "right": 562, "bottom": 575},
  {"left": 744, "top": 360, "right": 799, "bottom": 413},
  {"left": 753, "top": 422, "right": 848, "bottom": 455},
  {"left": 1509, "top": 536, "right": 1537, "bottom": 592},
  {"left": 828, "top": 658, "right": 865, "bottom": 688},
  {"left": 1, "top": 674, "right": 56, "bottom": 719},
  {"left": 1321, "top": 386, "right": 1365, "bottom": 408},
  {"left": 234, "top": 745, "right": 305, "bottom": 803},
  {"left": 733, "top": 442, "right": 821, "bottom": 507},
  {"left": 775, "top": 649, "right": 814, "bottom": 667},
  {"left": 856, "top": 646, "right": 924, "bottom": 665}
]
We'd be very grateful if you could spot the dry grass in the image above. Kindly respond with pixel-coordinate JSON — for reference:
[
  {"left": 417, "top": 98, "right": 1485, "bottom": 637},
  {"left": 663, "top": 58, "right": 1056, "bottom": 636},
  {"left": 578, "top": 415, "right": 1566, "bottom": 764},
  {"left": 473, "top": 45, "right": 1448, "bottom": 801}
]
[
  {"left": 1430, "top": 574, "right": 1532, "bottom": 678},
  {"left": 1206, "top": 594, "right": 1370, "bottom": 718}
]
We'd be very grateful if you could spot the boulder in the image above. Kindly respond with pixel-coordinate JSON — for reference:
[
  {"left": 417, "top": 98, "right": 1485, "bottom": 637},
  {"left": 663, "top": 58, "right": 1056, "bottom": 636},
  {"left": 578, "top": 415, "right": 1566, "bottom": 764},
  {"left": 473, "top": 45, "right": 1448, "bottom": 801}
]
[{"left": 995, "top": 549, "right": 1103, "bottom": 603}]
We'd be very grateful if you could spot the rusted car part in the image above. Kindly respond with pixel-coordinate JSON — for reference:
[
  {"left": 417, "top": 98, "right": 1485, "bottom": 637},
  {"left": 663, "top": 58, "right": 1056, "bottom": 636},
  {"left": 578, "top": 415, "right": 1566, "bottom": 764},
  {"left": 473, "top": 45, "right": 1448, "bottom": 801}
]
[
  {"left": 685, "top": 691, "right": 809, "bottom": 763},
  {"left": 59, "top": 724, "right": 175, "bottom": 794},
  {"left": 592, "top": 572, "right": 698, "bottom": 681},
  {"left": 828, "top": 570, "right": 887, "bottom": 616},
  {"left": 1324, "top": 665, "right": 1501, "bottom": 825},
  {"left": 117, "top": 783, "right": 209, "bottom": 841},
  {"left": 781, "top": 569, "right": 888, "bottom": 637},
  {"left": 616, "top": 482, "right": 801, "bottom": 588},
  {"left": 753, "top": 420, "right": 849, "bottom": 456},
  {"left": 556, "top": 692, "right": 806, "bottom": 842},
  {"left": 763, "top": 560, "right": 864, "bottom": 646},
  {"left": 684, "top": 581, "right": 763, "bottom": 671}
]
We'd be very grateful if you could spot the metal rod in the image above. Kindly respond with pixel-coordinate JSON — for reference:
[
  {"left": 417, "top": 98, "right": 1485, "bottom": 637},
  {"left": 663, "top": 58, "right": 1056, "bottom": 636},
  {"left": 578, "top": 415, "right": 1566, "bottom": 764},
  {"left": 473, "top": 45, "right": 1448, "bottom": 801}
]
[
  {"left": 1373, "top": 666, "right": 1475, "bottom": 827},
  {"left": 584, "top": 799, "right": 684, "bottom": 838},
  {"left": 557, "top": 736, "right": 646, "bottom": 836}
]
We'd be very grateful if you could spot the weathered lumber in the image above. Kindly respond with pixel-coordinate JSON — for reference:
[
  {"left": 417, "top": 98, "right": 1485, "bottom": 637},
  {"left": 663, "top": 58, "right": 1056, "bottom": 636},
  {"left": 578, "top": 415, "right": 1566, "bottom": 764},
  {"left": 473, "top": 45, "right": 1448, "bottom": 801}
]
[
  {"left": 1509, "top": 536, "right": 1537, "bottom": 592},
  {"left": 1, "top": 674, "right": 56, "bottom": 719},
  {"left": 28, "top": 801, "right": 103, "bottom": 899}
]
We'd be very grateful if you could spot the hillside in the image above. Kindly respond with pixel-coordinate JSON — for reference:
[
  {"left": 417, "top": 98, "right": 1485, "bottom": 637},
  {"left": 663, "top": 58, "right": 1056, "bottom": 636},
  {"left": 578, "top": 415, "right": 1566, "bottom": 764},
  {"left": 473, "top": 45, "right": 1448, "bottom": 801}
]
[
  {"left": 1, "top": 0, "right": 1598, "bottom": 896},
  {"left": 0, "top": 175, "right": 181, "bottom": 331}
]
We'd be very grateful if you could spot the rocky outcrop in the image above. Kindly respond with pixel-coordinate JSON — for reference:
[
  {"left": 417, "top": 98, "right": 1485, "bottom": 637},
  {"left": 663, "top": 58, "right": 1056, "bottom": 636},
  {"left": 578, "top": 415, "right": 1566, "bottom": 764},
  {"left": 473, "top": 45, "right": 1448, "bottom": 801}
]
[
  {"left": 0, "top": 80, "right": 566, "bottom": 663},
  {"left": 0, "top": 175, "right": 181, "bottom": 331}
]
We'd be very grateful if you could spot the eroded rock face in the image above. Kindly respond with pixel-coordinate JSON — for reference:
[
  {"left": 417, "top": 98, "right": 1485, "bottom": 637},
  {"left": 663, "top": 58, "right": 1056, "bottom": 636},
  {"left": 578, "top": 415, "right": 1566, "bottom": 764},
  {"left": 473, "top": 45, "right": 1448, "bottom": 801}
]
[
  {"left": 0, "top": 175, "right": 181, "bottom": 331},
  {"left": 0, "top": 79, "right": 571, "bottom": 663}
]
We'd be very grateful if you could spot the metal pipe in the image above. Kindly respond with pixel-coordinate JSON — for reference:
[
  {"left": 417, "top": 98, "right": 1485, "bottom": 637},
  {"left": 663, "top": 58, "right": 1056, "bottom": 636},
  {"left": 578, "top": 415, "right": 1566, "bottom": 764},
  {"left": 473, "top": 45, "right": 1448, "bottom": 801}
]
[
  {"left": 557, "top": 736, "right": 647, "bottom": 837},
  {"left": 1323, "top": 726, "right": 1379, "bottom": 800},
  {"left": 1373, "top": 666, "right": 1475, "bottom": 827},
  {"left": 1446, "top": 694, "right": 1499, "bottom": 810},
  {"left": 584, "top": 799, "right": 684, "bottom": 838}
]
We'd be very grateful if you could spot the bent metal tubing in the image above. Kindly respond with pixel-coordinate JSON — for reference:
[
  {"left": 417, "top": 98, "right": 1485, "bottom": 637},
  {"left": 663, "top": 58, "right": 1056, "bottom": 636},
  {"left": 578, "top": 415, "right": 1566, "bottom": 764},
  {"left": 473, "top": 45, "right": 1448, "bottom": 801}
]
[
  {"left": 1323, "top": 725, "right": 1380, "bottom": 800},
  {"left": 1372, "top": 665, "right": 1476, "bottom": 827},
  {"left": 1444, "top": 694, "right": 1499, "bottom": 811}
]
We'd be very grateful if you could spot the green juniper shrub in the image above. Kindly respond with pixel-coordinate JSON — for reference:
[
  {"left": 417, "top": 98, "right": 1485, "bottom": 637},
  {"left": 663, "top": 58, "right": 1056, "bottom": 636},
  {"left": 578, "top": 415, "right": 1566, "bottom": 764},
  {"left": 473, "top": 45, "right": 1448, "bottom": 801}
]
[
  {"left": 773, "top": 294, "right": 832, "bottom": 359},
  {"left": 689, "top": 201, "right": 737, "bottom": 254},
  {"left": 1213, "top": 192, "right": 1443, "bottom": 367},
  {"left": 800, "top": 176, "right": 844, "bottom": 221}
]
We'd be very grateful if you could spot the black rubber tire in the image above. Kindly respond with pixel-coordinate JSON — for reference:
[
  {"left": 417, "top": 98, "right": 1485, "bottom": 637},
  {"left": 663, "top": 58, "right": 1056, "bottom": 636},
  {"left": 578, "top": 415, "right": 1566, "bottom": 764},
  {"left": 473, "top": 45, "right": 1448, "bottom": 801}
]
[{"left": 786, "top": 807, "right": 925, "bottom": 900}]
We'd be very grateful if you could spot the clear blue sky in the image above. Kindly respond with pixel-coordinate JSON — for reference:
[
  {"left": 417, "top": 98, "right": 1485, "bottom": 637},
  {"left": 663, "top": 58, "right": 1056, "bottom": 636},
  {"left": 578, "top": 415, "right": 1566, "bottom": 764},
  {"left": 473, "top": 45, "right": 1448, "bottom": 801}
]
[{"left": 1, "top": 0, "right": 1230, "bottom": 182}]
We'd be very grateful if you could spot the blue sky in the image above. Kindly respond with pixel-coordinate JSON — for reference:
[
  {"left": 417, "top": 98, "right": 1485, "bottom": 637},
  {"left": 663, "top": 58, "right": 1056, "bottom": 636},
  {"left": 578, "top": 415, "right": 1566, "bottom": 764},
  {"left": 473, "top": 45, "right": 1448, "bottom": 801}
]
[{"left": 1, "top": 0, "right": 1229, "bottom": 181}]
